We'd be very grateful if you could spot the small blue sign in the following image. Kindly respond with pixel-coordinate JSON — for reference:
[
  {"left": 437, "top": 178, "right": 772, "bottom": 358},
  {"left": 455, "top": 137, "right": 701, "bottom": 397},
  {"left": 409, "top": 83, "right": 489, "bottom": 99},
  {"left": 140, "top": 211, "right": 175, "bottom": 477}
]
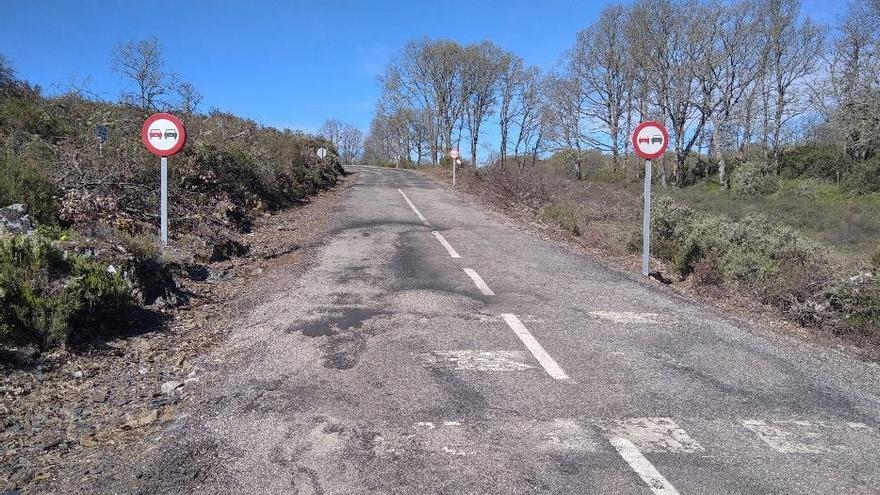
[{"left": 96, "top": 125, "right": 109, "bottom": 143}]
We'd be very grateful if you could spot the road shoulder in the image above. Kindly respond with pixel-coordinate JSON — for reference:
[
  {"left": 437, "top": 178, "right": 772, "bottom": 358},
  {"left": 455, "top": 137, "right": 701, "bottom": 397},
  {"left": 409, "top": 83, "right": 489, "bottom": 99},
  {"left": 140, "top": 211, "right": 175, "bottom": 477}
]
[{"left": 2, "top": 173, "right": 358, "bottom": 494}]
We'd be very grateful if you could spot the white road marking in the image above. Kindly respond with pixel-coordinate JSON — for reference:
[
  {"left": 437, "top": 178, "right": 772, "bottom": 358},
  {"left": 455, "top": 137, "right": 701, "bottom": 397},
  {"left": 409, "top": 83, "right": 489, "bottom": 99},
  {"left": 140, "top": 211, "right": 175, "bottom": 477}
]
[
  {"left": 417, "top": 350, "right": 536, "bottom": 371},
  {"left": 602, "top": 417, "right": 704, "bottom": 453},
  {"left": 610, "top": 437, "right": 680, "bottom": 495},
  {"left": 463, "top": 268, "right": 495, "bottom": 296},
  {"left": 590, "top": 311, "right": 660, "bottom": 324},
  {"left": 375, "top": 416, "right": 875, "bottom": 462},
  {"left": 741, "top": 419, "right": 832, "bottom": 454},
  {"left": 432, "top": 231, "right": 460, "bottom": 258},
  {"left": 397, "top": 188, "right": 430, "bottom": 226},
  {"left": 501, "top": 314, "right": 571, "bottom": 381},
  {"left": 540, "top": 418, "right": 601, "bottom": 453}
]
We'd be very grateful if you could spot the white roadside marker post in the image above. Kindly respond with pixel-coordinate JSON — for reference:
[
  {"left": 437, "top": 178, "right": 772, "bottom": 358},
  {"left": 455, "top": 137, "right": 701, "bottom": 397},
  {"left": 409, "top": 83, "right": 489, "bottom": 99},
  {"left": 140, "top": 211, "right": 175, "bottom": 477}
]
[
  {"left": 631, "top": 121, "right": 669, "bottom": 277},
  {"left": 141, "top": 112, "right": 187, "bottom": 248}
]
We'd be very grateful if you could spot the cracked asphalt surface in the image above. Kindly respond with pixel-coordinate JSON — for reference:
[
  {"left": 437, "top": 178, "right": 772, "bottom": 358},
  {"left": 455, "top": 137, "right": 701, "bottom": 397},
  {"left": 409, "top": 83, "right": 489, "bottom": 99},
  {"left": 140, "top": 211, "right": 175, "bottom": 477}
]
[{"left": 117, "top": 165, "right": 880, "bottom": 494}]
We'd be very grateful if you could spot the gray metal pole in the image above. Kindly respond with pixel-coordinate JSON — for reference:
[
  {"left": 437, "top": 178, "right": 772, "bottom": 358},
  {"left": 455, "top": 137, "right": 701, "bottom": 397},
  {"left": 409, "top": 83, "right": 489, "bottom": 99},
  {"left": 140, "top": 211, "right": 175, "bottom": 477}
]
[
  {"left": 642, "top": 159, "right": 652, "bottom": 276},
  {"left": 453, "top": 159, "right": 457, "bottom": 187},
  {"left": 160, "top": 157, "right": 168, "bottom": 247}
]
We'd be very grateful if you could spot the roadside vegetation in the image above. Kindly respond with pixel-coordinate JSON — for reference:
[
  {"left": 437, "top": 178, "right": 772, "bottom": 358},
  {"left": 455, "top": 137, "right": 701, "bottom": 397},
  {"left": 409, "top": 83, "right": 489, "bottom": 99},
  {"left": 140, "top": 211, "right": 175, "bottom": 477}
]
[
  {"left": 368, "top": 0, "right": 880, "bottom": 347},
  {"left": 0, "top": 41, "right": 343, "bottom": 353}
]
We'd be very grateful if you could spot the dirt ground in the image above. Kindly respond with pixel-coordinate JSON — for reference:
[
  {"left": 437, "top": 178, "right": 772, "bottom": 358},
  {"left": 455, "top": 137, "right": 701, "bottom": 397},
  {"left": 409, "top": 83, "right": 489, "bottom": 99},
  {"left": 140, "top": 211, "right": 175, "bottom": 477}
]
[{"left": 0, "top": 173, "right": 357, "bottom": 494}]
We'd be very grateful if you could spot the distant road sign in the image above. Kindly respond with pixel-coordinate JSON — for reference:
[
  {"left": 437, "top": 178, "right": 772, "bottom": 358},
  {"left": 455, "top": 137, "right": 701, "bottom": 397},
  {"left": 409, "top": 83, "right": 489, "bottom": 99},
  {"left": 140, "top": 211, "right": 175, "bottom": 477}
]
[
  {"left": 317, "top": 147, "right": 328, "bottom": 159},
  {"left": 449, "top": 149, "right": 460, "bottom": 160},
  {"left": 632, "top": 121, "right": 669, "bottom": 160},
  {"left": 95, "top": 125, "right": 108, "bottom": 143},
  {"left": 141, "top": 113, "right": 186, "bottom": 157}
]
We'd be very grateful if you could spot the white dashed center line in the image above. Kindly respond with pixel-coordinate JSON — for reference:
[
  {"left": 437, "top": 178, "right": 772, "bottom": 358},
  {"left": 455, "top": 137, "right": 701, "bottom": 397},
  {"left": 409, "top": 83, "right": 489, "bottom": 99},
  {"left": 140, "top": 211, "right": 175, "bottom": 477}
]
[
  {"left": 463, "top": 268, "right": 495, "bottom": 295},
  {"left": 398, "top": 189, "right": 430, "bottom": 226},
  {"left": 432, "top": 231, "right": 460, "bottom": 258},
  {"left": 500, "top": 314, "right": 570, "bottom": 381},
  {"left": 609, "top": 437, "right": 680, "bottom": 495}
]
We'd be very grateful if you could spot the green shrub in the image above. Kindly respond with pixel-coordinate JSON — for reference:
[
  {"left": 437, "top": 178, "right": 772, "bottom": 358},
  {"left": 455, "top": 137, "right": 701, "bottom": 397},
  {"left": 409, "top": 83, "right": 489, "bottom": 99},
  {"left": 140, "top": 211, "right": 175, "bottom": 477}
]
[
  {"left": 0, "top": 234, "right": 133, "bottom": 348},
  {"left": 843, "top": 157, "right": 880, "bottom": 194},
  {"left": 0, "top": 155, "right": 61, "bottom": 224},
  {"left": 645, "top": 196, "right": 828, "bottom": 309},
  {"left": 115, "top": 230, "right": 160, "bottom": 261},
  {"left": 731, "top": 161, "right": 779, "bottom": 196},
  {"left": 781, "top": 144, "right": 846, "bottom": 180},
  {"left": 540, "top": 203, "right": 580, "bottom": 236},
  {"left": 821, "top": 276, "right": 880, "bottom": 337},
  {"left": 0, "top": 95, "right": 69, "bottom": 139},
  {"left": 35, "top": 223, "right": 72, "bottom": 241}
]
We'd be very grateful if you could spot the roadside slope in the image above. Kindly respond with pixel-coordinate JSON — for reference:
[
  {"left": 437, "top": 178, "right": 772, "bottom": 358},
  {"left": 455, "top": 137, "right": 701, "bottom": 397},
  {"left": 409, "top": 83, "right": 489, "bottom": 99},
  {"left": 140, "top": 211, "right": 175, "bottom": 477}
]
[{"left": 3, "top": 174, "right": 356, "bottom": 494}]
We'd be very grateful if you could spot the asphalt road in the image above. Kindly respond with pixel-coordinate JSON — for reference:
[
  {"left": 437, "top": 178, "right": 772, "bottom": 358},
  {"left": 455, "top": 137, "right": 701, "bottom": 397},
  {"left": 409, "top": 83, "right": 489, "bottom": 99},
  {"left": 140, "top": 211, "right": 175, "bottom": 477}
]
[{"left": 130, "top": 165, "right": 880, "bottom": 494}]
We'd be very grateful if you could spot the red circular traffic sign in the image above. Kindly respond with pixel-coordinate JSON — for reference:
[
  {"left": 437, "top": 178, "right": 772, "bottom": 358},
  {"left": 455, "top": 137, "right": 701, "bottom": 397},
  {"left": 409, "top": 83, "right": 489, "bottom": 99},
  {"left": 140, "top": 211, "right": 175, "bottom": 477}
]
[
  {"left": 141, "top": 113, "right": 187, "bottom": 157},
  {"left": 632, "top": 121, "right": 669, "bottom": 160}
]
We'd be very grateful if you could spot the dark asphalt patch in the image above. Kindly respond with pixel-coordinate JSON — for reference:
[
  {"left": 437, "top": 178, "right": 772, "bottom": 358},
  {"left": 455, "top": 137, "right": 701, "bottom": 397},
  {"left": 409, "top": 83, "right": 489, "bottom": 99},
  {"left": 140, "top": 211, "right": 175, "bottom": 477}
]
[{"left": 288, "top": 307, "right": 386, "bottom": 338}]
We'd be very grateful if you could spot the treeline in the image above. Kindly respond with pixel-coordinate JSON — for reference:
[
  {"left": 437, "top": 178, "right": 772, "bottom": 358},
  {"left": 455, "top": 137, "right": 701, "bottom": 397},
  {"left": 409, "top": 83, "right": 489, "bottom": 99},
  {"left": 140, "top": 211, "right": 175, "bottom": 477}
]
[
  {"left": 318, "top": 119, "right": 364, "bottom": 165},
  {"left": 365, "top": 0, "right": 880, "bottom": 191},
  {"left": 0, "top": 40, "right": 343, "bottom": 349}
]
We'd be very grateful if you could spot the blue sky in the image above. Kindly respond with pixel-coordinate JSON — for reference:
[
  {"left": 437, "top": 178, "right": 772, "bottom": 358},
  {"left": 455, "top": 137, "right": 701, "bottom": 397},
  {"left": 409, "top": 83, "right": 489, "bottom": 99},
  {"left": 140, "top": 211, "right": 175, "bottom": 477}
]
[{"left": 1, "top": 0, "right": 844, "bottom": 136}]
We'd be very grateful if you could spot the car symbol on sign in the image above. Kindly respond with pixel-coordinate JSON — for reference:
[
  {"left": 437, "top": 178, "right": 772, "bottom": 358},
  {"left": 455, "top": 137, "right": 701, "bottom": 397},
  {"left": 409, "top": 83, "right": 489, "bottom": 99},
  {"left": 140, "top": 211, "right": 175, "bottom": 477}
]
[
  {"left": 651, "top": 136, "right": 663, "bottom": 144},
  {"left": 638, "top": 137, "right": 650, "bottom": 144},
  {"left": 149, "top": 129, "right": 162, "bottom": 139},
  {"left": 164, "top": 129, "right": 178, "bottom": 139}
]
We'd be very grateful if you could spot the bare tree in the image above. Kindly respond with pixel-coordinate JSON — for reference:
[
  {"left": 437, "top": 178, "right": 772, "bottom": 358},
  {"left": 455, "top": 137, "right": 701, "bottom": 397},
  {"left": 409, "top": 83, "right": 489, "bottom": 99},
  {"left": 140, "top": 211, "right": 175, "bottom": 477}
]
[
  {"left": 319, "top": 119, "right": 345, "bottom": 149},
  {"left": 816, "top": 0, "right": 880, "bottom": 165},
  {"left": 498, "top": 54, "right": 525, "bottom": 167},
  {"left": 513, "top": 68, "right": 544, "bottom": 162},
  {"left": 461, "top": 42, "right": 506, "bottom": 167},
  {"left": 173, "top": 79, "right": 203, "bottom": 116},
  {"left": 319, "top": 119, "right": 364, "bottom": 163},
  {"left": 0, "top": 54, "right": 15, "bottom": 90},
  {"left": 338, "top": 125, "right": 365, "bottom": 164},
  {"left": 761, "top": 0, "right": 824, "bottom": 173},
  {"left": 363, "top": 106, "right": 410, "bottom": 167},
  {"left": 569, "top": 5, "right": 632, "bottom": 170},
  {"left": 407, "top": 107, "right": 433, "bottom": 165},
  {"left": 383, "top": 39, "right": 465, "bottom": 164},
  {"left": 628, "top": 0, "right": 708, "bottom": 185},
  {"left": 546, "top": 74, "right": 590, "bottom": 179},
  {"left": 113, "top": 38, "right": 168, "bottom": 112},
  {"left": 690, "top": 0, "right": 763, "bottom": 185}
]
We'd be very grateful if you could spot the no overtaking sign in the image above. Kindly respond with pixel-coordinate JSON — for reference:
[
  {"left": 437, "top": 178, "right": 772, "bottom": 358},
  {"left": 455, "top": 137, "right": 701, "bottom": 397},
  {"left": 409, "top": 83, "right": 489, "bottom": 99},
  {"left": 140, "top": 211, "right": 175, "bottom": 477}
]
[
  {"left": 631, "top": 120, "right": 669, "bottom": 278},
  {"left": 142, "top": 113, "right": 186, "bottom": 157},
  {"left": 632, "top": 121, "right": 669, "bottom": 160},
  {"left": 141, "top": 112, "right": 187, "bottom": 247}
]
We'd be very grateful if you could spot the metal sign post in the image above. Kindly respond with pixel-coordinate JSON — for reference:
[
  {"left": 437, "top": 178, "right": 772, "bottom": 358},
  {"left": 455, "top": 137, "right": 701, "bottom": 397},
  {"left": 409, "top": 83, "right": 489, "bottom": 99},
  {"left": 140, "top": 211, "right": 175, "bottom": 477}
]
[
  {"left": 141, "top": 113, "right": 187, "bottom": 248},
  {"left": 642, "top": 160, "right": 652, "bottom": 276},
  {"left": 161, "top": 157, "right": 168, "bottom": 246},
  {"left": 449, "top": 149, "right": 460, "bottom": 186},
  {"left": 631, "top": 120, "right": 669, "bottom": 277},
  {"left": 96, "top": 125, "right": 108, "bottom": 156}
]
